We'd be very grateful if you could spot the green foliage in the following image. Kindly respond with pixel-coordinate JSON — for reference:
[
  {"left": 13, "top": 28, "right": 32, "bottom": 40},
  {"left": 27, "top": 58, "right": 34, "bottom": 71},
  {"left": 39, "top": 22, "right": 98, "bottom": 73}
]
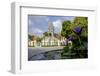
[
  {"left": 48, "top": 32, "right": 51, "bottom": 36},
  {"left": 47, "top": 52, "right": 53, "bottom": 60},
  {"left": 61, "top": 37, "right": 88, "bottom": 58},
  {"left": 43, "top": 32, "right": 52, "bottom": 36},
  {"left": 28, "top": 34, "right": 34, "bottom": 40},
  {"left": 61, "top": 17, "right": 88, "bottom": 59},
  {"left": 36, "top": 37, "right": 42, "bottom": 42},
  {"left": 73, "top": 17, "right": 88, "bottom": 37},
  {"left": 61, "top": 21, "right": 72, "bottom": 37},
  {"left": 43, "top": 32, "right": 49, "bottom": 36},
  {"left": 73, "top": 17, "right": 88, "bottom": 27}
]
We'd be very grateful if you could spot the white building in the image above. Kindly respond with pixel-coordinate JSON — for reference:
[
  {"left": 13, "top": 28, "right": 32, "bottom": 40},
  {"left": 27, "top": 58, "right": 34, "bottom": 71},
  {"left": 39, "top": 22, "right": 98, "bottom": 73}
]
[{"left": 28, "top": 22, "right": 67, "bottom": 47}]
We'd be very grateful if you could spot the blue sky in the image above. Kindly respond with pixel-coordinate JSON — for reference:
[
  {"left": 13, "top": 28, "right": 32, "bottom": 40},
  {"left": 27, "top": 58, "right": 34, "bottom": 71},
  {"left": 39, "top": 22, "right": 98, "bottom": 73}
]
[{"left": 28, "top": 15, "right": 75, "bottom": 36}]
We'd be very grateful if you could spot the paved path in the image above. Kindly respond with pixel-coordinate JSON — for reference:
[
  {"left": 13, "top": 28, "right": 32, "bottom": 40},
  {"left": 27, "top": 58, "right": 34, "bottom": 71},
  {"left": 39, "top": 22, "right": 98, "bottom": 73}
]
[{"left": 28, "top": 46, "right": 64, "bottom": 58}]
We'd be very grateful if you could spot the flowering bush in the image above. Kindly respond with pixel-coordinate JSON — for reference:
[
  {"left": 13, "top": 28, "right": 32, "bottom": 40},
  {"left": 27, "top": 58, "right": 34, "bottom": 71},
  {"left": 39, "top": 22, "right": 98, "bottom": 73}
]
[
  {"left": 61, "top": 17, "right": 88, "bottom": 59},
  {"left": 73, "top": 26, "right": 82, "bottom": 35}
]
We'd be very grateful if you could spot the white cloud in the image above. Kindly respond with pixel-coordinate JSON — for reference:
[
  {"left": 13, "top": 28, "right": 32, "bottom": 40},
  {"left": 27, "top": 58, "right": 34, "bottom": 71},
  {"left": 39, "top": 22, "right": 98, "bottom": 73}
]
[
  {"left": 29, "top": 28, "right": 43, "bottom": 36},
  {"left": 53, "top": 20, "right": 62, "bottom": 33},
  {"left": 33, "top": 28, "right": 43, "bottom": 34}
]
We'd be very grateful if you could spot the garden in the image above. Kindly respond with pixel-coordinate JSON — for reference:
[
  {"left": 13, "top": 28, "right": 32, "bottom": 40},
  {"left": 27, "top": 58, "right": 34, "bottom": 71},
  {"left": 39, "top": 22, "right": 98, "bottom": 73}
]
[{"left": 61, "top": 17, "right": 88, "bottom": 59}]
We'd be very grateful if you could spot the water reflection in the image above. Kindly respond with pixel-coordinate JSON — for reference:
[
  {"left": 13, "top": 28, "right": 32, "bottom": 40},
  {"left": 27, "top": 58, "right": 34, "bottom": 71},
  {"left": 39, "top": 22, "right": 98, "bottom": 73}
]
[{"left": 28, "top": 50, "right": 62, "bottom": 60}]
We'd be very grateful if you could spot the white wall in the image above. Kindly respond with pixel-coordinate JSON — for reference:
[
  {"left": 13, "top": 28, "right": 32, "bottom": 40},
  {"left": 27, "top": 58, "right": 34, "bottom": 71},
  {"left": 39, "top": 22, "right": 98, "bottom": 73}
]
[{"left": 0, "top": 0, "right": 100, "bottom": 76}]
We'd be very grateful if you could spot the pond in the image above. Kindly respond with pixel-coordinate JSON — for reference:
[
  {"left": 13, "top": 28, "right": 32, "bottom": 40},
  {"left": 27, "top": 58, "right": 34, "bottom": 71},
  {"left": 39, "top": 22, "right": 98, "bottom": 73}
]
[{"left": 28, "top": 50, "right": 63, "bottom": 61}]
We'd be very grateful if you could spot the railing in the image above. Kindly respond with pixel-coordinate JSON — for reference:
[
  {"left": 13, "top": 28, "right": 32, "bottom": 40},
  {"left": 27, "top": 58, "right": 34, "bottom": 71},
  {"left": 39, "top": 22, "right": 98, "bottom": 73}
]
[{"left": 28, "top": 41, "right": 66, "bottom": 47}]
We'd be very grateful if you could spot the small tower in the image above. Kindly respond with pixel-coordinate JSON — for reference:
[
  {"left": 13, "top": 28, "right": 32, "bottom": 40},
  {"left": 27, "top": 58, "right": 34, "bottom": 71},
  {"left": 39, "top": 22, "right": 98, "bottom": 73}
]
[{"left": 48, "top": 22, "right": 54, "bottom": 37}]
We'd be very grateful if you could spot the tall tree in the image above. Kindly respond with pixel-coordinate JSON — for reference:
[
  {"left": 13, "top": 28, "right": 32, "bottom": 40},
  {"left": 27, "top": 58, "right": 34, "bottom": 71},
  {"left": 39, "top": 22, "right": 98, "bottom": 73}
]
[
  {"left": 43, "top": 32, "right": 49, "bottom": 36},
  {"left": 73, "top": 17, "right": 88, "bottom": 27},
  {"left": 61, "top": 21, "right": 72, "bottom": 37},
  {"left": 73, "top": 17, "right": 88, "bottom": 37},
  {"left": 28, "top": 34, "right": 34, "bottom": 41}
]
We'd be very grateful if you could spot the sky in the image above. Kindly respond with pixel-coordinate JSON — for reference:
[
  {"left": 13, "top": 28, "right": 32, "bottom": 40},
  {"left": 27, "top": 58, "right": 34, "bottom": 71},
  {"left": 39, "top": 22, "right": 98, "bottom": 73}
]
[{"left": 28, "top": 15, "right": 75, "bottom": 36}]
